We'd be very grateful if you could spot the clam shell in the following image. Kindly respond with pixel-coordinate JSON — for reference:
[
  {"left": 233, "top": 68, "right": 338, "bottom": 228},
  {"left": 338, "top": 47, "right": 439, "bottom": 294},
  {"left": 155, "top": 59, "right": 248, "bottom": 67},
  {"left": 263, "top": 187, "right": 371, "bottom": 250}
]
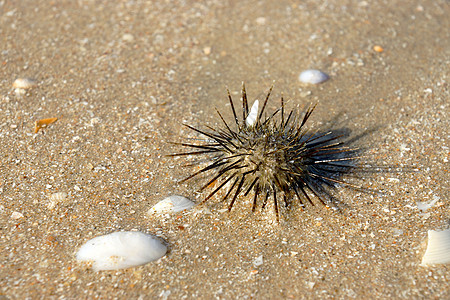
[
  {"left": 148, "top": 195, "right": 195, "bottom": 215},
  {"left": 298, "top": 70, "right": 329, "bottom": 84},
  {"left": 76, "top": 231, "right": 167, "bottom": 271},
  {"left": 421, "top": 228, "right": 450, "bottom": 265}
]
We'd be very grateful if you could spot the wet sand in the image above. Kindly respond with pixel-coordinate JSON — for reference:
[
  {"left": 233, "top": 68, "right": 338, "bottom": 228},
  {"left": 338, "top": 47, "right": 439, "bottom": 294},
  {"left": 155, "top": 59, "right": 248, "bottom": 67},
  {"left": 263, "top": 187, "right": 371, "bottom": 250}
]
[{"left": 1, "top": 0, "right": 449, "bottom": 298}]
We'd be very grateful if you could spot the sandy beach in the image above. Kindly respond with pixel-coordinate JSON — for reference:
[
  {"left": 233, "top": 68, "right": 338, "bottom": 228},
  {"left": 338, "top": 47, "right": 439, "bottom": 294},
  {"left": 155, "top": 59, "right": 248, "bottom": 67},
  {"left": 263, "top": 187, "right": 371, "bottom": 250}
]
[{"left": 1, "top": 0, "right": 449, "bottom": 298}]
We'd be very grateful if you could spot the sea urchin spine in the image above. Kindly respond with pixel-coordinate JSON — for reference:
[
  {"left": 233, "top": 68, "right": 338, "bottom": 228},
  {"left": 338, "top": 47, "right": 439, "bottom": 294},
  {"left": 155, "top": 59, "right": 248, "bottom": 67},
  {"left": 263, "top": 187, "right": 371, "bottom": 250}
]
[{"left": 172, "top": 84, "right": 363, "bottom": 221}]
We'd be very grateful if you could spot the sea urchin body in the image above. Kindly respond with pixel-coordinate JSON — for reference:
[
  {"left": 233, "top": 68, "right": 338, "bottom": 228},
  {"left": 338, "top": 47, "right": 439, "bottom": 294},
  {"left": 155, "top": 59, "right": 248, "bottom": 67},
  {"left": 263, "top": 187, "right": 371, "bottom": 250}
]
[{"left": 172, "top": 84, "right": 363, "bottom": 221}]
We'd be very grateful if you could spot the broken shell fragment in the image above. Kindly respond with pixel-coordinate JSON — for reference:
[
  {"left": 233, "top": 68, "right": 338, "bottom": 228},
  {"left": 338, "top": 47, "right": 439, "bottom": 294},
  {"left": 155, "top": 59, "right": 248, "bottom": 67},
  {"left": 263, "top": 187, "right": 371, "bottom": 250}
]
[
  {"left": 417, "top": 196, "right": 440, "bottom": 212},
  {"left": 35, "top": 117, "right": 58, "bottom": 133},
  {"left": 76, "top": 231, "right": 167, "bottom": 271},
  {"left": 245, "top": 100, "right": 259, "bottom": 127},
  {"left": 421, "top": 228, "right": 450, "bottom": 265},
  {"left": 148, "top": 195, "right": 195, "bottom": 215}
]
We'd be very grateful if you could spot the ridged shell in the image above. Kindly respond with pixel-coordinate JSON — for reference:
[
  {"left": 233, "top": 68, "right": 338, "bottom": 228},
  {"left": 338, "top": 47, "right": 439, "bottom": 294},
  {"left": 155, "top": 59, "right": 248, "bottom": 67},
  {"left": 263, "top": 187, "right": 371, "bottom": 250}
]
[{"left": 421, "top": 228, "right": 450, "bottom": 265}]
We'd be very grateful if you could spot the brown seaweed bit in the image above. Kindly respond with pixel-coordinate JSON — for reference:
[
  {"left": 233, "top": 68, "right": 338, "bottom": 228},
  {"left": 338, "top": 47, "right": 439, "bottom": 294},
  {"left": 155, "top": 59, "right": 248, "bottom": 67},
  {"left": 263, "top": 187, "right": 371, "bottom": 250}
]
[{"left": 34, "top": 117, "right": 58, "bottom": 133}]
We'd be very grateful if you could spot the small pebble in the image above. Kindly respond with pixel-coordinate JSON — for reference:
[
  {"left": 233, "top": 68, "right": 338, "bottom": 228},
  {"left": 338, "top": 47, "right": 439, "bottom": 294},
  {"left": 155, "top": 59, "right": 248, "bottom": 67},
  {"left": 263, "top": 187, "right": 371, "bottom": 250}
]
[
  {"left": 122, "top": 34, "right": 134, "bottom": 42},
  {"left": 148, "top": 195, "right": 195, "bottom": 215},
  {"left": 203, "top": 46, "right": 211, "bottom": 55},
  {"left": 255, "top": 17, "right": 266, "bottom": 25},
  {"left": 373, "top": 45, "right": 384, "bottom": 52},
  {"left": 298, "top": 70, "right": 329, "bottom": 84}
]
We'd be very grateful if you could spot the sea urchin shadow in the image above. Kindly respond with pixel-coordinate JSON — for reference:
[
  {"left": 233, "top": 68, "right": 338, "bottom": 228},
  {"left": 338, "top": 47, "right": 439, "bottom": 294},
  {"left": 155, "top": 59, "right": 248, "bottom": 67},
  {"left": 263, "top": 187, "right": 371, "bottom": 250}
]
[{"left": 170, "top": 84, "right": 374, "bottom": 222}]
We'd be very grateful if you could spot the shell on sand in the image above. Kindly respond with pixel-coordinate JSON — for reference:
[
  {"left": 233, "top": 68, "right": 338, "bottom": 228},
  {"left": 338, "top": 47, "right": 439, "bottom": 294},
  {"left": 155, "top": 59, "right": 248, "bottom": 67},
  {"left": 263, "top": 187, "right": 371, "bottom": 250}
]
[
  {"left": 421, "top": 228, "right": 450, "bottom": 265},
  {"left": 76, "top": 231, "right": 167, "bottom": 271},
  {"left": 298, "top": 69, "right": 329, "bottom": 84},
  {"left": 12, "top": 77, "right": 37, "bottom": 89},
  {"left": 148, "top": 195, "right": 195, "bottom": 215}
]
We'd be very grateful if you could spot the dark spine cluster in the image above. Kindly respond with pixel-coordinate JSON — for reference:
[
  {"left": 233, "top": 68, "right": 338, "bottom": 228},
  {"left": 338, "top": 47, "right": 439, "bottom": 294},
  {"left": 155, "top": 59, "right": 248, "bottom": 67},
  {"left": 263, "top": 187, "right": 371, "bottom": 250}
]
[{"left": 171, "top": 84, "right": 362, "bottom": 221}]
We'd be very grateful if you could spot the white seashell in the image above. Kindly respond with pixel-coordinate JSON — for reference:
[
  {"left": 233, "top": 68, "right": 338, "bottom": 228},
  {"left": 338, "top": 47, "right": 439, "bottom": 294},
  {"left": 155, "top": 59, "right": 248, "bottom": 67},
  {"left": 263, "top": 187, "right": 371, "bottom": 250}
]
[
  {"left": 245, "top": 100, "right": 259, "bottom": 127},
  {"left": 148, "top": 195, "right": 195, "bottom": 215},
  {"left": 76, "top": 231, "right": 167, "bottom": 271},
  {"left": 47, "top": 192, "right": 68, "bottom": 209},
  {"left": 298, "top": 69, "right": 329, "bottom": 84},
  {"left": 12, "top": 77, "right": 37, "bottom": 89},
  {"left": 421, "top": 228, "right": 450, "bottom": 265},
  {"left": 417, "top": 196, "right": 440, "bottom": 212}
]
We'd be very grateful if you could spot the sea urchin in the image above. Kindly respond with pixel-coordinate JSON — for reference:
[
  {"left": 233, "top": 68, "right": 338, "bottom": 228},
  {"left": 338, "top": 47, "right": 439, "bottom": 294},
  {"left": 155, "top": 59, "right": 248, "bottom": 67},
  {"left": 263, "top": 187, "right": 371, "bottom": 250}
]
[{"left": 172, "top": 84, "right": 365, "bottom": 221}]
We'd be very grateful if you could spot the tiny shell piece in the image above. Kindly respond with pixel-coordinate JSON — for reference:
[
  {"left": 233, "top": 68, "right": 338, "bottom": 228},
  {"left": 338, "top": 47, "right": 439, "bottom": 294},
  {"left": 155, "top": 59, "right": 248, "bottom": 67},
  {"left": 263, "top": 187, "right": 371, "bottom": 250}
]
[
  {"left": 47, "top": 192, "right": 68, "bottom": 209},
  {"left": 421, "top": 228, "right": 450, "bottom": 265},
  {"left": 203, "top": 46, "right": 212, "bottom": 55},
  {"left": 12, "top": 78, "right": 37, "bottom": 89},
  {"left": 76, "top": 231, "right": 167, "bottom": 271},
  {"left": 35, "top": 117, "right": 58, "bottom": 133},
  {"left": 122, "top": 33, "right": 134, "bottom": 42},
  {"left": 298, "top": 69, "right": 329, "bottom": 84},
  {"left": 245, "top": 100, "right": 259, "bottom": 127},
  {"left": 148, "top": 195, "right": 195, "bottom": 215}
]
